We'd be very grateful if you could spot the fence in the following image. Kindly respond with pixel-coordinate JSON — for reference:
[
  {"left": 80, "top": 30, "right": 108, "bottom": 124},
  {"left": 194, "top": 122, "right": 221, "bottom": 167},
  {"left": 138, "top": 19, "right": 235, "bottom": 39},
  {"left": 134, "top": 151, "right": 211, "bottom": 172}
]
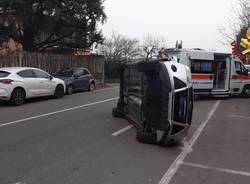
[{"left": 0, "top": 52, "right": 105, "bottom": 84}]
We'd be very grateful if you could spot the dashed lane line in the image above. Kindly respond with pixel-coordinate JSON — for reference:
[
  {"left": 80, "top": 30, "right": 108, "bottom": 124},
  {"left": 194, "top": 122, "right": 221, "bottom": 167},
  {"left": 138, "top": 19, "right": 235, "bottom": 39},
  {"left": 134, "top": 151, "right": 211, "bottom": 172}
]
[{"left": 111, "top": 125, "right": 134, "bottom": 136}]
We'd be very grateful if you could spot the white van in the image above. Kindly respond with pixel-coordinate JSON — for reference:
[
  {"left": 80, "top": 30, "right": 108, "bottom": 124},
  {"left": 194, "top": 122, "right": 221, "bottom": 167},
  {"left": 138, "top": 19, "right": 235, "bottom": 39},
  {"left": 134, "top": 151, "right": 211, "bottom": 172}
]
[{"left": 167, "top": 49, "right": 250, "bottom": 98}]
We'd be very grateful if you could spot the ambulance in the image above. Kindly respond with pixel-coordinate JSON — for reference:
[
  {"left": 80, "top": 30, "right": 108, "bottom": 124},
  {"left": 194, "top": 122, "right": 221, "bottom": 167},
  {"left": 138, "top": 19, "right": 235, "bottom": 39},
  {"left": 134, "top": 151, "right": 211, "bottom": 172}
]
[{"left": 166, "top": 49, "right": 250, "bottom": 98}]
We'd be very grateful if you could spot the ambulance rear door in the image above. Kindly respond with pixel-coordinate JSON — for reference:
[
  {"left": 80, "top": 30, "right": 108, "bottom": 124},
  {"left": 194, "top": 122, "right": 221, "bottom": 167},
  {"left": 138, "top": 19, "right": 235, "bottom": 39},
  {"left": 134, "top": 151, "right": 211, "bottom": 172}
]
[
  {"left": 189, "top": 51, "right": 214, "bottom": 94},
  {"left": 191, "top": 60, "right": 214, "bottom": 94}
]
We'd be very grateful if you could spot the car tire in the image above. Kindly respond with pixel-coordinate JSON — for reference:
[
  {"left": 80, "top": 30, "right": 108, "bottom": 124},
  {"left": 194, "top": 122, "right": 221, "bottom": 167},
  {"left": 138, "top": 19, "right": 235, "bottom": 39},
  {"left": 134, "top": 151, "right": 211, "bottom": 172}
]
[
  {"left": 242, "top": 85, "right": 250, "bottom": 98},
  {"left": 88, "top": 82, "right": 95, "bottom": 91},
  {"left": 157, "top": 131, "right": 178, "bottom": 147},
  {"left": 112, "top": 107, "right": 125, "bottom": 118},
  {"left": 66, "top": 85, "right": 74, "bottom": 95},
  {"left": 54, "top": 85, "right": 64, "bottom": 98},
  {"left": 10, "top": 88, "right": 25, "bottom": 106},
  {"left": 136, "top": 128, "right": 157, "bottom": 144}
]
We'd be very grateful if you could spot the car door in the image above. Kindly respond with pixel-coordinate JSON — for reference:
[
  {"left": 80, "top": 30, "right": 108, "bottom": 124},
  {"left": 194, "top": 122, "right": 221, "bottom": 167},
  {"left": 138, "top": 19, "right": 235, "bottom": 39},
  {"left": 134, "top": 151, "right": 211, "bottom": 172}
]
[
  {"left": 230, "top": 61, "right": 250, "bottom": 92},
  {"left": 32, "top": 69, "right": 56, "bottom": 95},
  {"left": 82, "top": 69, "right": 92, "bottom": 88},
  {"left": 17, "top": 69, "right": 41, "bottom": 97},
  {"left": 74, "top": 68, "right": 89, "bottom": 90}
]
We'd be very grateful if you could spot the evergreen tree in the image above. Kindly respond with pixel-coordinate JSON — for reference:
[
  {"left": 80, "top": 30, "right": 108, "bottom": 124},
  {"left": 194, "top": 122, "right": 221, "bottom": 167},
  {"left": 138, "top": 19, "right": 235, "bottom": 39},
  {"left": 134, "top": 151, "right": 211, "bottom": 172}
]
[{"left": 0, "top": 0, "right": 106, "bottom": 52}]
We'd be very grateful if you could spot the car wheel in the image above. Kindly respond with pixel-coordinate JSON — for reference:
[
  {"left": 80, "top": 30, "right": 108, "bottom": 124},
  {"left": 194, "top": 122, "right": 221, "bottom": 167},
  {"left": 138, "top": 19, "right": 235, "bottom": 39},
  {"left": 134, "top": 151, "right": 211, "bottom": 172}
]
[
  {"left": 10, "top": 88, "right": 25, "bottom": 106},
  {"left": 66, "top": 85, "right": 74, "bottom": 95},
  {"left": 136, "top": 128, "right": 157, "bottom": 144},
  {"left": 54, "top": 85, "right": 64, "bottom": 98},
  {"left": 88, "top": 82, "right": 95, "bottom": 91},
  {"left": 157, "top": 131, "right": 178, "bottom": 146},
  {"left": 242, "top": 85, "right": 250, "bottom": 98},
  {"left": 112, "top": 107, "right": 125, "bottom": 118}
]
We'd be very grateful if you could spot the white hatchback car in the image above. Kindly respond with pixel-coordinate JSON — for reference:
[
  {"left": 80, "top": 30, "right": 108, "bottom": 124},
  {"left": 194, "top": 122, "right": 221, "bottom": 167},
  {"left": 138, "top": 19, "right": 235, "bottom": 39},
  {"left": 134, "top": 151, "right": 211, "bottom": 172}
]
[{"left": 0, "top": 67, "right": 66, "bottom": 105}]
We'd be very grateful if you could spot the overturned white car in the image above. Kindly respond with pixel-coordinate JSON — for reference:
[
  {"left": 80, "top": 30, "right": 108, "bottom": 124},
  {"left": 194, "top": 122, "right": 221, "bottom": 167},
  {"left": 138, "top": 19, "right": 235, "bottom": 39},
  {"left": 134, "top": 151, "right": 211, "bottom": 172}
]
[{"left": 112, "top": 59, "right": 193, "bottom": 146}]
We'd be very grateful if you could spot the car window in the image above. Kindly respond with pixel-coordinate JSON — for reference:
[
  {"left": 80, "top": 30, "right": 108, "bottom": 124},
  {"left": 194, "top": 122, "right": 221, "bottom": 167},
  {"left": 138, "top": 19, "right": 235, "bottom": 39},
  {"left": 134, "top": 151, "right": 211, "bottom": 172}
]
[
  {"left": 191, "top": 60, "right": 213, "bottom": 73},
  {"left": 235, "top": 62, "right": 241, "bottom": 72},
  {"left": 84, "top": 69, "right": 90, "bottom": 75},
  {"left": 75, "top": 69, "right": 84, "bottom": 76},
  {"left": 0, "top": 71, "right": 10, "bottom": 78},
  {"left": 33, "top": 69, "right": 50, "bottom": 79},
  {"left": 55, "top": 69, "right": 74, "bottom": 77},
  {"left": 235, "top": 61, "right": 247, "bottom": 74},
  {"left": 17, "top": 70, "right": 36, "bottom": 78}
]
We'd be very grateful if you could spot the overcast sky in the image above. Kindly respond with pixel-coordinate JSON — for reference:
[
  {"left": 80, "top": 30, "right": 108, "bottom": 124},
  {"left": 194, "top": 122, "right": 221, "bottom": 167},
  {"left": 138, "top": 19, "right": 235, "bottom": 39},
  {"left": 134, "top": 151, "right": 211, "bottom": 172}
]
[{"left": 102, "top": 0, "right": 238, "bottom": 52}]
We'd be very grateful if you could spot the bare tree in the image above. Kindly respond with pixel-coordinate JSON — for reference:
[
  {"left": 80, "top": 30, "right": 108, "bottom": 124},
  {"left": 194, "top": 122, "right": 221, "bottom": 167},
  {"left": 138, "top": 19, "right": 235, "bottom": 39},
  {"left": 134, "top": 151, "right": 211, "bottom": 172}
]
[
  {"left": 219, "top": 0, "right": 250, "bottom": 44},
  {"left": 142, "top": 34, "right": 167, "bottom": 59},
  {"left": 99, "top": 32, "right": 141, "bottom": 62}
]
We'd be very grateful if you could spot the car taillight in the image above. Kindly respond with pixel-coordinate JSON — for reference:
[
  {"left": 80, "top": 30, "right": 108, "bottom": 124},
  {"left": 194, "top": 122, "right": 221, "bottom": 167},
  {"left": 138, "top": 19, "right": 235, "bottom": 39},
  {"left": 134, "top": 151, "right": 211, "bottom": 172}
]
[{"left": 0, "top": 79, "right": 13, "bottom": 84}]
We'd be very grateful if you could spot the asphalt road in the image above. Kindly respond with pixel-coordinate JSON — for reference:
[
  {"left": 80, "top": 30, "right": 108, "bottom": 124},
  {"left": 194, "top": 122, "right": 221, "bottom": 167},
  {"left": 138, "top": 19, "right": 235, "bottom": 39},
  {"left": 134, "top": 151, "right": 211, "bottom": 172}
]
[{"left": 0, "top": 86, "right": 250, "bottom": 184}]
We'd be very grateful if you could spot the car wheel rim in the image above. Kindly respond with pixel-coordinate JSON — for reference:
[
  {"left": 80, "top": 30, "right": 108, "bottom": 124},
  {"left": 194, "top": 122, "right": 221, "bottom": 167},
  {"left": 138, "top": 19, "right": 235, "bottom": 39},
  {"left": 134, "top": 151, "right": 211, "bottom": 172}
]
[
  {"left": 90, "top": 84, "right": 95, "bottom": 91},
  {"left": 246, "top": 88, "right": 250, "bottom": 95},
  {"left": 14, "top": 90, "right": 24, "bottom": 104},
  {"left": 68, "top": 86, "right": 73, "bottom": 94}
]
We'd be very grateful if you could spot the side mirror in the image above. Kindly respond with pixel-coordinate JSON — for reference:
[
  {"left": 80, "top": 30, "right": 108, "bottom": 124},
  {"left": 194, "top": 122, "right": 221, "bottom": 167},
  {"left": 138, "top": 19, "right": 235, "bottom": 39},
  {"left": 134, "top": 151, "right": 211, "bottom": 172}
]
[
  {"left": 245, "top": 69, "right": 250, "bottom": 76},
  {"left": 49, "top": 75, "right": 53, "bottom": 80}
]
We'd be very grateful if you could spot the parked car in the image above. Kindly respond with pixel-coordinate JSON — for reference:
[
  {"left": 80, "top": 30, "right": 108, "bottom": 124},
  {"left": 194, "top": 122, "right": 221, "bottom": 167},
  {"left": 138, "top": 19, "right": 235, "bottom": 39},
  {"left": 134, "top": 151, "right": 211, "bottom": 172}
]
[
  {"left": 0, "top": 67, "right": 66, "bottom": 105},
  {"left": 54, "top": 67, "right": 95, "bottom": 95}
]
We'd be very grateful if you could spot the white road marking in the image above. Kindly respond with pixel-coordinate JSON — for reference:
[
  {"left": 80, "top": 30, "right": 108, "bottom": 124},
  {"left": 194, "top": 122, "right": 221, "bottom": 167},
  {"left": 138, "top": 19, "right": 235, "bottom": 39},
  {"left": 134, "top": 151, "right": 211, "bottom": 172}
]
[
  {"left": 183, "top": 161, "right": 250, "bottom": 177},
  {"left": 229, "top": 115, "right": 250, "bottom": 119},
  {"left": 0, "top": 97, "right": 118, "bottom": 128},
  {"left": 15, "top": 182, "right": 27, "bottom": 184},
  {"left": 159, "top": 100, "right": 221, "bottom": 184},
  {"left": 111, "top": 125, "right": 134, "bottom": 136}
]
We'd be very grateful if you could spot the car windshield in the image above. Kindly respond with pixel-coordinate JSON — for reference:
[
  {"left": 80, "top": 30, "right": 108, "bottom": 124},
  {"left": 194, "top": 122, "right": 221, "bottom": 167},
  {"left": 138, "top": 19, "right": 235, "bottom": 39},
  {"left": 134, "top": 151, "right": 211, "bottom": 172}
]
[{"left": 55, "top": 69, "right": 74, "bottom": 77}]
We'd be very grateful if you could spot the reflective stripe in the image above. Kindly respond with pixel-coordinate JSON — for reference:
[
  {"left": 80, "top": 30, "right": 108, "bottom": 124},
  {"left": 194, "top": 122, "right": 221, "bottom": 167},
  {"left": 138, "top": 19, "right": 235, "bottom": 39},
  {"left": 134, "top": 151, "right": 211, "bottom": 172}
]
[
  {"left": 232, "top": 75, "right": 250, "bottom": 80},
  {"left": 192, "top": 74, "right": 213, "bottom": 80}
]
